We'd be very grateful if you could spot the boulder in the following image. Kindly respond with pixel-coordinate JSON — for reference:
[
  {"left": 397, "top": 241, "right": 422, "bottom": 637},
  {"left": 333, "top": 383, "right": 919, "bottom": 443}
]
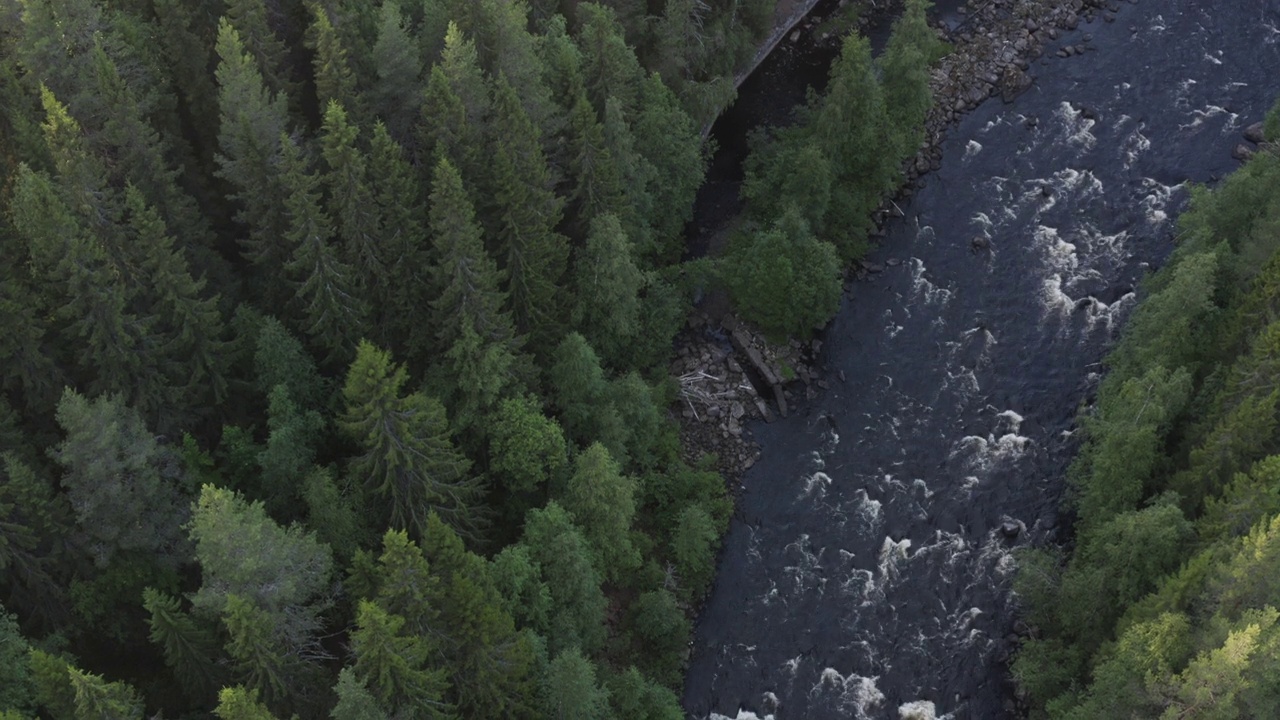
[
  {"left": 1244, "top": 121, "right": 1267, "bottom": 144},
  {"left": 1233, "top": 143, "right": 1255, "bottom": 161}
]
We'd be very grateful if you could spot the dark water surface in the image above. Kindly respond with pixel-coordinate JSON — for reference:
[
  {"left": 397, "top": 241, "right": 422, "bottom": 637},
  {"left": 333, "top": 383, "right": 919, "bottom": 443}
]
[{"left": 683, "top": 2, "right": 1280, "bottom": 718}]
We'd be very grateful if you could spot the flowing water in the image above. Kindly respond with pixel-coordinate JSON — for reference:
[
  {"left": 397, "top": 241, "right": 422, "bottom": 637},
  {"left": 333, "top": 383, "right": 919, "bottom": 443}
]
[{"left": 683, "top": 2, "right": 1280, "bottom": 718}]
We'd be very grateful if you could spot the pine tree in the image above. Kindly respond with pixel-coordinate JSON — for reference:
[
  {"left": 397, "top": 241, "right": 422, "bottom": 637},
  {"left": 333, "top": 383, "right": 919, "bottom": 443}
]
[
  {"left": 214, "top": 19, "right": 292, "bottom": 270},
  {"left": 142, "top": 588, "right": 221, "bottom": 701},
  {"left": 256, "top": 383, "right": 325, "bottom": 512},
  {"left": 0, "top": 244, "right": 62, "bottom": 411},
  {"left": 0, "top": 604, "right": 34, "bottom": 714},
  {"left": 350, "top": 600, "right": 453, "bottom": 719},
  {"left": 370, "top": 2, "right": 424, "bottom": 144},
  {"left": 488, "top": 73, "right": 570, "bottom": 348},
  {"left": 280, "top": 133, "right": 369, "bottom": 363},
  {"left": 340, "top": 341, "right": 482, "bottom": 541},
  {"left": 0, "top": 452, "right": 73, "bottom": 624}
]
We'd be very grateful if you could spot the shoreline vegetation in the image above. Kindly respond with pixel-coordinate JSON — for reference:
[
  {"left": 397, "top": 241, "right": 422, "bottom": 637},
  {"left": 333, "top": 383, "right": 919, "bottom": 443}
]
[
  {"left": 1011, "top": 111, "right": 1280, "bottom": 719},
  {"left": 0, "top": 0, "right": 1149, "bottom": 717}
]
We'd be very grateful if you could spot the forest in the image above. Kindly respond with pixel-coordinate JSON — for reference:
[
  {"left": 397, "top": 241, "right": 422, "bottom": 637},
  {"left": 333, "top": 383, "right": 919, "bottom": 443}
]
[
  {"left": 0, "top": 0, "right": 942, "bottom": 716},
  {"left": 1011, "top": 106, "right": 1280, "bottom": 718}
]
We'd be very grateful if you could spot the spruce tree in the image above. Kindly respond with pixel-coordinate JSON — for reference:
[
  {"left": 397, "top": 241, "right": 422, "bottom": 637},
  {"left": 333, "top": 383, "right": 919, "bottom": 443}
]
[
  {"left": 521, "top": 502, "right": 607, "bottom": 654},
  {"left": 340, "top": 341, "right": 482, "bottom": 541},
  {"left": 575, "top": 3, "right": 643, "bottom": 114},
  {"left": 309, "top": 7, "right": 365, "bottom": 122},
  {"left": 566, "top": 91, "right": 625, "bottom": 238},
  {"left": 142, "top": 588, "right": 222, "bottom": 701},
  {"left": 632, "top": 73, "right": 705, "bottom": 258},
  {"left": 367, "top": 123, "right": 430, "bottom": 351},
  {"left": 213, "top": 19, "right": 291, "bottom": 270},
  {"left": 123, "top": 186, "right": 229, "bottom": 411},
  {"left": 572, "top": 213, "right": 644, "bottom": 366},
  {"left": 319, "top": 102, "right": 384, "bottom": 301},
  {"left": 428, "top": 157, "right": 525, "bottom": 426},
  {"left": 215, "top": 686, "right": 281, "bottom": 720},
  {"left": 222, "top": 0, "right": 296, "bottom": 102},
  {"left": 350, "top": 601, "right": 452, "bottom": 719},
  {"left": 66, "top": 667, "right": 144, "bottom": 720},
  {"left": 280, "top": 133, "right": 368, "bottom": 364},
  {"left": 488, "top": 74, "right": 570, "bottom": 349},
  {"left": 370, "top": 1, "right": 424, "bottom": 144},
  {"left": 420, "top": 514, "right": 537, "bottom": 717},
  {"left": 543, "top": 648, "right": 610, "bottom": 720}
]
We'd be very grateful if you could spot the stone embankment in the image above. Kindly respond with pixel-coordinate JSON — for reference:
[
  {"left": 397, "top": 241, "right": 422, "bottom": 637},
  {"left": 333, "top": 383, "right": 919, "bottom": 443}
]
[{"left": 675, "top": 0, "right": 1129, "bottom": 482}]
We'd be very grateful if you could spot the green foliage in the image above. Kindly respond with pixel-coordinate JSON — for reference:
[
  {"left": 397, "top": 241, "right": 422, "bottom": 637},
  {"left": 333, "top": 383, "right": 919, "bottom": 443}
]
[
  {"left": 67, "top": 667, "right": 143, "bottom": 720},
  {"left": 0, "top": 605, "right": 34, "bottom": 713},
  {"left": 189, "top": 485, "right": 333, "bottom": 665},
  {"left": 542, "top": 648, "right": 610, "bottom": 720},
  {"left": 142, "top": 588, "right": 221, "bottom": 701},
  {"left": 350, "top": 601, "right": 452, "bottom": 719},
  {"left": 52, "top": 389, "right": 190, "bottom": 570},
  {"left": 720, "top": 212, "right": 843, "bottom": 340},
  {"left": 671, "top": 504, "right": 719, "bottom": 600},
  {"left": 340, "top": 341, "right": 481, "bottom": 541},
  {"left": 606, "top": 666, "right": 683, "bottom": 720},
  {"left": 626, "top": 589, "right": 690, "bottom": 688},
  {"left": 489, "top": 396, "right": 568, "bottom": 495},
  {"left": 214, "top": 687, "right": 279, "bottom": 720},
  {"left": 521, "top": 502, "right": 607, "bottom": 655},
  {"left": 330, "top": 668, "right": 387, "bottom": 720},
  {"left": 556, "top": 443, "right": 639, "bottom": 582}
]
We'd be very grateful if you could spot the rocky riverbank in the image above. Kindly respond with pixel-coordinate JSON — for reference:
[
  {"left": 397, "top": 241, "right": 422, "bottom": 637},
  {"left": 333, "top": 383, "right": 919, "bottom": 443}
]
[{"left": 674, "top": 0, "right": 1125, "bottom": 483}]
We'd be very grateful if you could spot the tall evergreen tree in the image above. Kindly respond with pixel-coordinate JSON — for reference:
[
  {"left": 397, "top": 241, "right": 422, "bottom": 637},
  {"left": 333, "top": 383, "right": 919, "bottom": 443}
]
[
  {"left": 367, "top": 123, "right": 430, "bottom": 351},
  {"left": 370, "top": 1, "right": 424, "bottom": 144},
  {"left": 557, "top": 442, "right": 639, "bottom": 582},
  {"left": 349, "top": 601, "right": 453, "bottom": 719},
  {"left": 309, "top": 6, "right": 365, "bottom": 121},
  {"left": 51, "top": 389, "right": 190, "bottom": 571},
  {"left": 222, "top": 0, "right": 297, "bottom": 102},
  {"left": 66, "top": 667, "right": 144, "bottom": 720},
  {"left": 572, "top": 213, "right": 644, "bottom": 366},
  {"left": 575, "top": 3, "right": 643, "bottom": 115},
  {"left": 123, "top": 186, "right": 230, "bottom": 413},
  {"left": 320, "top": 102, "right": 384, "bottom": 302},
  {"left": 420, "top": 514, "right": 537, "bottom": 717},
  {"left": 213, "top": 19, "right": 291, "bottom": 271},
  {"left": 142, "top": 588, "right": 222, "bottom": 701},
  {"left": 428, "top": 157, "right": 526, "bottom": 427},
  {"left": 521, "top": 502, "right": 607, "bottom": 654},
  {"left": 214, "top": 687, "right": 280, "bottom": 720},
  {"left": 340, "top": 341, "right": 482, "bottom": 541},
  {"left": 487, "top": 74, "right": 570, "bottom": 349},
  {"left": 280, "top": 133, "right": 368, "bottom": 363},
  {"left": 565, "top": 91, "right": 625, "bottom": 237}
]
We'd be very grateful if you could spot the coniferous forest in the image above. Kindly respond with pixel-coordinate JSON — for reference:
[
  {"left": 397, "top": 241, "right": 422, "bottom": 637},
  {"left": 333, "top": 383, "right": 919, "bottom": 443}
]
[
  {"left": 0, "top": 0, "right": 945, "bottom": 715},
  {"left": 1011, "top": 108, "right": 1280, "bottom": 718}
]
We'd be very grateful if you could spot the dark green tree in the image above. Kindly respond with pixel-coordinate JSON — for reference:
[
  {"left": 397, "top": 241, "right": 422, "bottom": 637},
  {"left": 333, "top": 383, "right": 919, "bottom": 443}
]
[
  {"left": 542, "top": 648, "right": 609, "bottom": 720},
  {"left": 488, "top": 73, "right": 570, "bottom": 348},
  {"left": 521, "top": 502, "right": 607, "bottom": 654},
  {"left": 557, "top": 443, "right": 638, "bottom": 582},
  {"left": 350, "top": 601, "right": 453, "bottom": 719},
  {"left": 142, "top": 588, "right": 221, "bottom": 701},
  {"left": 489, "top": 395, "right": 569, "bottom": 495},
  {"left": 572, "top": 213, "right": 644, "bottom": 366},
  {"left": 309, "top": 7, "right": 364, "bottom": 121},
  {"left": 370, "top": 2, "right": 424, "bottom": 144},
  {"left": 280, "top": 133, "right": 369, "bottom": 363},
  {"left": 340, "top": 341, "right": 482, "bottom": 540},
  {"left": 213, "top": 19, "right": 291, "bottom": 271}
]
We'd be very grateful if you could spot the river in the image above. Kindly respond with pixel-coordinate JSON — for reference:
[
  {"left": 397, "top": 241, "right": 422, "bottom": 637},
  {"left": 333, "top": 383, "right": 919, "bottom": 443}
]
[{"left": 682, "top": 1, "right": 1280, "bottom": 718}]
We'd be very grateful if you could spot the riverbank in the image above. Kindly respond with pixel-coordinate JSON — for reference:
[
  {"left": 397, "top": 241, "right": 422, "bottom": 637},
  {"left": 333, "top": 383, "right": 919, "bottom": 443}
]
[{"left": 674, "top": 0, "right": 1117, "bottom": 485}]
